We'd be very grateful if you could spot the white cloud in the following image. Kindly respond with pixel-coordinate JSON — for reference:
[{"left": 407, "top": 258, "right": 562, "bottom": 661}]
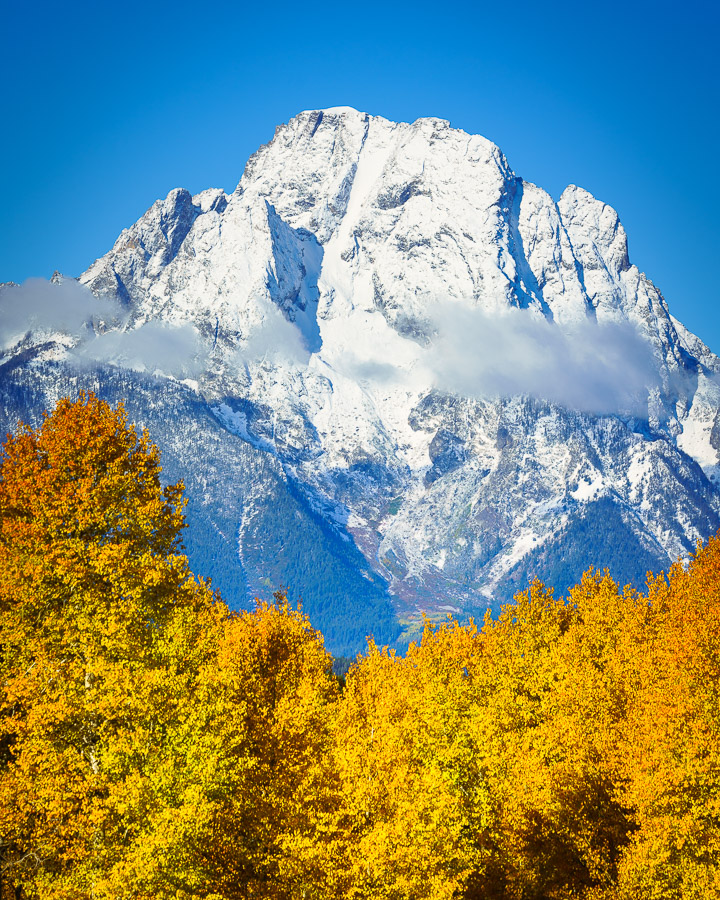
[
  {"left": 423, "top": 302, "right": 660, "bottom": 415},
  {"left": 0, "top": 278, "right": 208, "bottom": 379},
  {"left": 0, "top": 279, "right": 663, "bottom": 416},
  {"left": 0, "top": 277, "right": 119, "bottom": 346},
  {"left": 80, "top": 320, "right": 209, "bottom": 378},
  {"left": 239, "top": 302, "right": 311, "bottom": 367}
]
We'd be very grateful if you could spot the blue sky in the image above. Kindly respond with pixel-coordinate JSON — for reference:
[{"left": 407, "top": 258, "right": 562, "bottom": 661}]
[{"left": 2, "top": 0, "right": 718, "bottom": 349}]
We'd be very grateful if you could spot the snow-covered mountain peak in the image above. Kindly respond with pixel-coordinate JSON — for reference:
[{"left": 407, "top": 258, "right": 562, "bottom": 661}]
[
  {"left": 76, "top": 108, "right": 698, "bottom": 399},
  {"left": 314, "top": 105, "right": 365, "bottom": 116},
  {"left": 558, "top": 184, "right": 630, "bottom": 278},
  {"left": 14, "top": 106, "right": 709, "bottom": 641}
]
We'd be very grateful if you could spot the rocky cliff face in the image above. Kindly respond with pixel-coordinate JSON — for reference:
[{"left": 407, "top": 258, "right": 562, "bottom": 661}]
[{"left": 3, "top": 107, "right": 720, "bottom": 651}]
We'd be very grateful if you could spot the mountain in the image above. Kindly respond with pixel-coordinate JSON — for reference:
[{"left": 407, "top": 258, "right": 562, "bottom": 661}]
[{"left": 3, "top": 107, "right": 720, "bottom": 653}]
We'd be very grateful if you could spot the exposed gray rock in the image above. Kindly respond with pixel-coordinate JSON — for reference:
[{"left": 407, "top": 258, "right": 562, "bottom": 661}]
[{"left": 3, "top": 107, "right": 720, "bottom": 651}]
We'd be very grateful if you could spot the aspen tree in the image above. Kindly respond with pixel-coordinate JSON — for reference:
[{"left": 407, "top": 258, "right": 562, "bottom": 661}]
[{"left": 0, "top": 393, "right": 221, "bottom": 899}]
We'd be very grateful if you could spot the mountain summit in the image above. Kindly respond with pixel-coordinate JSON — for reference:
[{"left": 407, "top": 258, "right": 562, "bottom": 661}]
[{"left": 3, "top": 108, "right": 720, "bottom": 651}]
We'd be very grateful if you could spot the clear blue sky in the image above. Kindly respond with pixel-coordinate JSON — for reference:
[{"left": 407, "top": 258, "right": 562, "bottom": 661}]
[{"left": 3, "top": 0, "right": 718, "bottom": 349}]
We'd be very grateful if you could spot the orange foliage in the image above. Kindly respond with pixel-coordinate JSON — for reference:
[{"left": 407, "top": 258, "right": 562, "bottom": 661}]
[
  {"left": 615, "top": 539, "right": 720, "bottom": 898},
  {"left": 2, "top": 393, "right": 720, "bottom": 898}
]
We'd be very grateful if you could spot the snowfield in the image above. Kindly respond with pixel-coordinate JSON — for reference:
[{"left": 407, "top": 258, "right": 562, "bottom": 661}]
[{"left": 2, "top": 107, "right": 720, "bottom": 651}]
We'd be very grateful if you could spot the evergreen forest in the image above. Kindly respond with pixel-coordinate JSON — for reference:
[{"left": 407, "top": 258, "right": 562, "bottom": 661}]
[{"left": 1, "top": 393, "right": 719, "bottom": 899}]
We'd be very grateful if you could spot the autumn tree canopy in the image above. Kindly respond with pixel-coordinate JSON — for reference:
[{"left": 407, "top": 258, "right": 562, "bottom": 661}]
[
  {"left": 1, "top": 392, "right": 720, "bottom": 899},
  {"left": 0, "top": 393, "right": 222, "bottom": 898}
]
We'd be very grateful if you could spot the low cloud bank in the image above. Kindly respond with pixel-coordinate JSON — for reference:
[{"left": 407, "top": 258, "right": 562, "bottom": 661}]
[
  {"left": 0, "top": 278, "right": 119, "bottom": 346},
  {"left": 424, "top": 303, "right": 660, "bottom": 415},
  {"left": 1, "top": 279, "right": 664, "bottom": 415},
  {"left": 0, "top": 278, "right": 307, "bottom": 380},
  {"left": 0, "top": 279, "right": 207, "bottom": 379},
  {"left": 240, "top": 302, "right": 312, "bottom": 367},
  {"left": 79, "top": 321, "right": 209, "bottom": 378}
]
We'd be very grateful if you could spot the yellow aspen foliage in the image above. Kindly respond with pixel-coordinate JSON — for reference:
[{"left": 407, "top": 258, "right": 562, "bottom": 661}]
[
  {"left": 544, "top": 572, "right": 639, "bottom": 895},
  {"left": 465, "top": 580, "right": 580, "bottom": 899},
  {"left": 329, "top": 620, "right": 488, "bottom": 900},
  {"left": 615, "top": 537, "right": 720, "bottom": 899},
  {"left": 116, "top": 593, "right": 342, "bottom": 900},
  {"left": 202, "top": 594, "right": 340, "bottom": 900},
  {"left": 4, "top": 392, "right": 720, "bottom": 898},
  {"left": 325, "top": 580, "right": 639, "bottom": 900},
  {"left": 464, "top": 575, "right": 637, "bottom": 900},
  {"left": 0, "top": 393, "right": 223, "bottom": 899}
]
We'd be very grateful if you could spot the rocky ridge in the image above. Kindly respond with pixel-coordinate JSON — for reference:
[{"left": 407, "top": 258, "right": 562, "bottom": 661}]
[{"left": 2, "top": 107, "right": 720, "bottom": 651}]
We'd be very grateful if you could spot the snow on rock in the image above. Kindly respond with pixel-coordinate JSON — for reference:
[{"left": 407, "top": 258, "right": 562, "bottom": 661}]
[{"left": 40, "top": 106, "right": 720, "bottom": 612}]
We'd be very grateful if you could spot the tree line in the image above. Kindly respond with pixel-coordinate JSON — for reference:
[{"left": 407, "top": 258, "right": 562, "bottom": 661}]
[{"left": 1, "top": 393, "right": 718, "bottom": 898}]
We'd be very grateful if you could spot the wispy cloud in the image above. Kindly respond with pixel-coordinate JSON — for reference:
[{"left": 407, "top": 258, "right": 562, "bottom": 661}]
[
  {"left": 0, "top": 278, "right": 208, "bottom": 378},
  {"left": 0, "top": 277, "right": 119, "bottom": 346},
  {"left": 424, "top": 302, "right": 660, "bottom": 415},
  {"left": 1, "top": 278, "right": 663, "bottom": 415},
  {"left": 238, "top": 302, "right": 311, "bottom": 367},
  {"left": 79, "top": 320, "right": 209, "bottom": 378}
]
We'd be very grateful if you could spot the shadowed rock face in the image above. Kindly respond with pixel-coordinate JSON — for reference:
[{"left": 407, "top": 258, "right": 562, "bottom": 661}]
[
  {"left": 3, "top": 107, "right": 720, "bottom": 651},
  {"left": 425, "top": 430, "right": 467, "bottom": 486}
]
